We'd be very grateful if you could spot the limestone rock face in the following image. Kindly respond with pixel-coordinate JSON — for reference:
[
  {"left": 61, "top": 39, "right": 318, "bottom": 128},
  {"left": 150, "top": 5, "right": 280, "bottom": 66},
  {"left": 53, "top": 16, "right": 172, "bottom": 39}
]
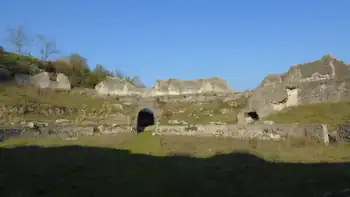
[
  {"left": 95, "top": 76, "right": 234, "bottom": 97},
  {"left": 248, "top": 55, "right": 350, "bottom": 118},
  {"left": 153, "top": 77, "right": 234, "bottom": 96},
  {"left": 14, "top": 72, "right": 71, "bottom": 90},
  {"left": 95, "top": 76, "right": 145, "bottom": 96},
  {"left": 55, "top": 73, "right": 71, "bottom": 90}
]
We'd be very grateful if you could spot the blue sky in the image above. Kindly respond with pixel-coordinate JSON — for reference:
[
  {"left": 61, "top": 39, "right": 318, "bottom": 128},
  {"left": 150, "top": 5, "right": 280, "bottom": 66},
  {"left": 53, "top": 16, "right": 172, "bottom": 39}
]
[{"left": 1, "top": 0, "right": 349, "bottom": 91}]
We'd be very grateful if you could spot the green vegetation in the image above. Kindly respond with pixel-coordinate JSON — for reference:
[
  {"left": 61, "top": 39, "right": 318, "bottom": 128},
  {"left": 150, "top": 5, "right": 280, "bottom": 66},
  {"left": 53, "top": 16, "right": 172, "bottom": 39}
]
[
  {"left": 1, "top": 25, "right": 146, "bottom": 88},
  {"left": 1, "top": 132, "right": 350, "bottom": 197},
  {"left": 159, "top": 97, "right": 248, "bottom": 124},
  {"left": 0, "top": 83, "right": 123, "bottom": 122},
  {"left": 265, "top": 101, "right": 350, "bottom": 127},
  {"left": 0, "top": 50, "right": 141, "bottom": 88}
]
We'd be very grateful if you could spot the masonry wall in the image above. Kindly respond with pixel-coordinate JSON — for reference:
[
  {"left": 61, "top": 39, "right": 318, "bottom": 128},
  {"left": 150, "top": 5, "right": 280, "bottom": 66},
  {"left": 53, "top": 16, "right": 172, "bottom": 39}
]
[
  {"left": 147, "top": 123, "right": 329, "bottom": 144},
  {"left": 3, "top": 121, "right": 349, "bottom": 145}
]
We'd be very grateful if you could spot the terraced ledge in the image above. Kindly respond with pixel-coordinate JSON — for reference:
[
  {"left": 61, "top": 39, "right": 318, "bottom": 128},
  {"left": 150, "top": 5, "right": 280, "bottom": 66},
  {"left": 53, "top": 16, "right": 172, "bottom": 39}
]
[{"left": 1, "top": 122, "right": 349, "bottom": 145}]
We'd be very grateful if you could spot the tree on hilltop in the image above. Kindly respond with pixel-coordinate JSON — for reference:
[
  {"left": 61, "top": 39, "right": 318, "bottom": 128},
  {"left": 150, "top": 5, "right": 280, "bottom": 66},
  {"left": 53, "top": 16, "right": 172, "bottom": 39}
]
[
  {"left": 7, "top": 25, "right": 29, "bottom": 54},
  {"left": 37, "top": 35, "right": 60, "bottom": 60}
]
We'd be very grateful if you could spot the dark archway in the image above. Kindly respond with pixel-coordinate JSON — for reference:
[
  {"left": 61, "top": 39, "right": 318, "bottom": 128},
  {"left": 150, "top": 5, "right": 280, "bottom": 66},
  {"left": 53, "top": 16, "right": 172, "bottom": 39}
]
[
  {"left": 245, "top": 111, "right": 260, "bottom": 121},
  {"left": 136, "top": 108, "right": 155, "bottom": 133}
]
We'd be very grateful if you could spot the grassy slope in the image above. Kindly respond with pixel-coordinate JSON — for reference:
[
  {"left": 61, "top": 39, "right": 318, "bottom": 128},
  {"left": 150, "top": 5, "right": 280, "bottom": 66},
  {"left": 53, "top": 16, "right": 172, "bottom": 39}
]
[
  {"left": 265, "top": 101, "right": 350, "bottom": 127},
  {"left": 159, "top": 96, "right": 248, "bottom": 124},
  {"left": 0, "top": 83, "right": 124, "bottom": 122},
  {"left": 1, "top": 132, "right": 350, "bottom": 197},
  {"left": 0, "top": 51, "right": 46, "bottom": 76}
]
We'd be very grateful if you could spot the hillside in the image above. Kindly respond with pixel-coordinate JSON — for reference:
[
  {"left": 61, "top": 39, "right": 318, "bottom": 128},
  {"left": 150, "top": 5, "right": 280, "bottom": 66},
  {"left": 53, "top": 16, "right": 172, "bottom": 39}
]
[
  {"left": 265, "top": 101, "right": 350, "bottom": 125},
  {"left": 0, "top": 50, "right": 143, "bottom": 88},
  {"left": 1, "top": 51, "right": 350, "bottom": 127}
]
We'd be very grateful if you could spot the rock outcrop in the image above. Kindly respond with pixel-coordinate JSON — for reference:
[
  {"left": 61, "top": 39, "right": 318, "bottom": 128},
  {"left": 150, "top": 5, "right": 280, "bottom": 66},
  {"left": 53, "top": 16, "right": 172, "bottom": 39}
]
[
  {"left": 131, "top": 76, "right": 146, "bottom": 88},
  {"left": 94, "top": 76, "right": 148, "bottom": 96},
  {"left": 14, "top": 72, "right": 71, "bottom": 90},
  {"left": 95, "top": 76, "right": 234, "bottom": 97},
  {"left": 247, "top": 55, "right": 350, "bottom": 118},
  {"left": 153, "top": 77, "right": 234, "bottom": 95}
]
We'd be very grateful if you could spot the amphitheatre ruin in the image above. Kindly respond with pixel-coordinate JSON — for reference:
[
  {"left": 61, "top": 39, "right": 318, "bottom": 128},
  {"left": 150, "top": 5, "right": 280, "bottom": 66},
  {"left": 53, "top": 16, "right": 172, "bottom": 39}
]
[{"left": 4, "top": 54, "right": 349, "bottom": 145}]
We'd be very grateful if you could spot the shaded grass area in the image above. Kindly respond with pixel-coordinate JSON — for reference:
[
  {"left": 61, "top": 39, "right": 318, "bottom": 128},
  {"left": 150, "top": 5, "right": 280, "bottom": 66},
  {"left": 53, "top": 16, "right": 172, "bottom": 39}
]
[
  {"left": 1, "top": 132, "right": 350, "bottom": 197},
  {"left": 265, "top": 101, "right": 350, "bottom": 127}
]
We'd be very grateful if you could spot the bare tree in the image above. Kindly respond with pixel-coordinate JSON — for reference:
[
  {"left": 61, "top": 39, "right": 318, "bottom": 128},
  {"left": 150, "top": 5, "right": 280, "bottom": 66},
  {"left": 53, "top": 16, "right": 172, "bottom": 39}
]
[
  {"left": 27, "top": 38, "right": 35, "bottom": 56},
  {"left": 7, "top": 26, "right": 28, "bottom": 54},
  {"left": 37, "top": 34, "right": 60, "bottom": 60}
]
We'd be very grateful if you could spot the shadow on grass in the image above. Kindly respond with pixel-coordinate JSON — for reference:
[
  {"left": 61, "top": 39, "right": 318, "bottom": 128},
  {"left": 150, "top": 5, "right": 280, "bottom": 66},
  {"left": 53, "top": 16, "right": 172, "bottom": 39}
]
[{"left": 0, "top": 146, "right": 349, "bottom": 197}]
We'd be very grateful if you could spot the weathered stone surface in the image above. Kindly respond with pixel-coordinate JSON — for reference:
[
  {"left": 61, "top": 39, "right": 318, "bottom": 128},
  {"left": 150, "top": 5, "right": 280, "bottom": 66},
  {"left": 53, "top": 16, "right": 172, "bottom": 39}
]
[
  {"left": 150, "top": 123, "right": 329, "bottom": 143},
  {"left": 95, "top": 76, "right": 146, "bottom": 96},
  {"left": 95, "top": 76, "right": 234, "bottom": 97},
  {"left": 55, "top": 73, "right": 71, "bottom": 90},
  {"left": 153, "top": 77, "right": 234, "bottom": 96},
  {"left": 0, "top": 120, "right": 336, "bottom": 145},
  {"left": 14, "top": 72, "right": 71, "bottom": 90},
  {"left": 131, "top": 76, "right": 146, "bottom": 88},
  {"left": 329, "top": 124, "right": 350, "bottom": 144},
  {"left": 15, "top": 72, "right": 51, "bottom": 88},
  {"left": 247, "top": 55, "right": 350, "bottom": 118}
]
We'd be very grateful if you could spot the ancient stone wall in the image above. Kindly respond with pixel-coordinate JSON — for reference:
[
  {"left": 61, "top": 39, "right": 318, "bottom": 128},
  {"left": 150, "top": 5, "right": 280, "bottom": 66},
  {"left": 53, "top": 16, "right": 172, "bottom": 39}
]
[
  {"left": 2, "top": 120, "right": 350, "bottom": 145},
  {"left": 247, "top": 55, "right": 350, "bottom": 118},
  {"left": 146, "top": 123, "right": 329, "bottom": 144},
  {"left": 14, "top": 72, "right": 71, "bottom": 90},
  {"left": 95, "top": 76, "right": 235, "bottom": 97}
]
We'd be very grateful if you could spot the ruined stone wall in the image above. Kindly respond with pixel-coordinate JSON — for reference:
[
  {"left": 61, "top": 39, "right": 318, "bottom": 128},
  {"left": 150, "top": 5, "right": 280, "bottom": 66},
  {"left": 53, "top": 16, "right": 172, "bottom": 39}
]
[
  {"left": 297, "top": 78, "right": 350, "bottom": 105},
  {"left": 247, "top": 55, "right": 350, "bottom": 118},
  {"left": 14, "top": 72, "right": 71, "bottom": 90},
  {"left": 2, "top": 120, "right": 350, "bottom": 145},
  {"left": 147, "top": 123, "right": 329, "bottom": 143},
  {"left": 95, "top": 76, "right": 235, "bottom": 97}
]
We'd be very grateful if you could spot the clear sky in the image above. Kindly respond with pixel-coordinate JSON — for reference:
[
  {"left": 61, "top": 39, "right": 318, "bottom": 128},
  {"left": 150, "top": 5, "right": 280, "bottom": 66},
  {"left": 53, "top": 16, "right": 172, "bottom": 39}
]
[{"left": 1, "top": 0, "right": 349, "bottom": 91}]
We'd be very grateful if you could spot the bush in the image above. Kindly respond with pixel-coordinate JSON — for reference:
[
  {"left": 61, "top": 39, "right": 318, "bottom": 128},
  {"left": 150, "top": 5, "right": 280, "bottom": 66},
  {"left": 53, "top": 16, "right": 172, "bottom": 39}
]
[{"left": 52, "top": 60, "right": 73, "bottom": 76}]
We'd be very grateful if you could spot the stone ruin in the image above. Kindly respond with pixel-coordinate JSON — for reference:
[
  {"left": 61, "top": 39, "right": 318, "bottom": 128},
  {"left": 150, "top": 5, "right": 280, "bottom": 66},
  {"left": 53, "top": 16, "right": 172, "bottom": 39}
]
[
  {"left": 246, "top": 54, "right": 350, "bottom": 118},
  {"left": 6, "top": 54, "right": 350, "bottom": 144},
  {"left": 14, "top": 72, "right": 71, "bottom": 90},
  {"left": 94, "top": 76, "right": 234, "bottom": 97},
  {"left": 124, "top": 54, "right": 350, "bottom": 144}
]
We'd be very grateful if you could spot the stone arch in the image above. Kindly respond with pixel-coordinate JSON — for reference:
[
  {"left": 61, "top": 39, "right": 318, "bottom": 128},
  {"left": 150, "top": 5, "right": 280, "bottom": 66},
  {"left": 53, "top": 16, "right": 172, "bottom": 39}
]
[
  {"left": 245, "top": 111, "right": 260, "bottom": 121},
  {"left": 136, "top": 108, "right": 155, "bottom": 133},
  {"left": 237, "top": 110, "right": 260, "bottom": 125}
]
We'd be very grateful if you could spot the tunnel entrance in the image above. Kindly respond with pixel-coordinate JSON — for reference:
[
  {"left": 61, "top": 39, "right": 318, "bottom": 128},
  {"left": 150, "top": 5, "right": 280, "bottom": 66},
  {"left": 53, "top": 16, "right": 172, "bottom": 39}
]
[
  {"left": 136, "top": 108, "right": 155, "bottom": 133},
  {"left": 245, "top": 111, "right": 260, "bottom": 121}
]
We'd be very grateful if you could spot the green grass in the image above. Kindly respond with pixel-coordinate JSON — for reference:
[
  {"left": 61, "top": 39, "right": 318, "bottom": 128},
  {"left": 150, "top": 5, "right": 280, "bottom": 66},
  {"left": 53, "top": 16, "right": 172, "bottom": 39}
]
[
  {"left": 159, "top": 97, "right": 247, "bottom": 124},
  {"left": 1, "top": 133, "right": 350, "bottom": 197},
  {"left": 265, "top": 101, "right": 350, "bottom": 128},
  {"left": 0, "top": 84, "right": 123, "bottom": 121}
]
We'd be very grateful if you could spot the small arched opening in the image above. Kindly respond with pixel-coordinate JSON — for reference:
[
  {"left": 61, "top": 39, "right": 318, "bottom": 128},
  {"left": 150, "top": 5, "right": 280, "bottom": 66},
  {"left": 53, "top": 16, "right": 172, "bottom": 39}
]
[
  {"left": 245, "top": 111, "right": 260, "bottom": 121},
  {"left": 136, "top": 108, "right": 155, "bottom": 133}
]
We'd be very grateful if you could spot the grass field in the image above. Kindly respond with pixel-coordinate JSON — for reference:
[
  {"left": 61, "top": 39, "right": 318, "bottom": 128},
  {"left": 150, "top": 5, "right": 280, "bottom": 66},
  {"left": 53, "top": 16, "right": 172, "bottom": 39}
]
[
  {"left": 0, "top": 83, "right": 128, "bottom": 123},
  {"left": 1, "top": 131, "right": 350, "bottom": 197},
  {"left": 265, "top": 101, "right": 350, "bottom": 126}
]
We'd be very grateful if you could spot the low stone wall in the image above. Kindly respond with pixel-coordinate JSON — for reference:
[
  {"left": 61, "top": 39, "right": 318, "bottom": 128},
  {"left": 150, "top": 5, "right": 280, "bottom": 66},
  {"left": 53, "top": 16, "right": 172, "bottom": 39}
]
[
  {"left": 149, "top": 123, "right": 330, "bottom": 144},
  {"left": 1, "top": 121, "right": 349, "bottom": 145}
]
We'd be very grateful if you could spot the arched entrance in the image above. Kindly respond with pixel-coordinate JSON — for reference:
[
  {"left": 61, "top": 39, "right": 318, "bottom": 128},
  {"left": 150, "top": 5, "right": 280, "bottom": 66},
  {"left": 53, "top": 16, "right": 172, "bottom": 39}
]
[
  {"left": 136, "top": 108, "right": 155, "bottom": 133},
  {"left": 245, "top": 111, "right": 260, "bottom": 121}
]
